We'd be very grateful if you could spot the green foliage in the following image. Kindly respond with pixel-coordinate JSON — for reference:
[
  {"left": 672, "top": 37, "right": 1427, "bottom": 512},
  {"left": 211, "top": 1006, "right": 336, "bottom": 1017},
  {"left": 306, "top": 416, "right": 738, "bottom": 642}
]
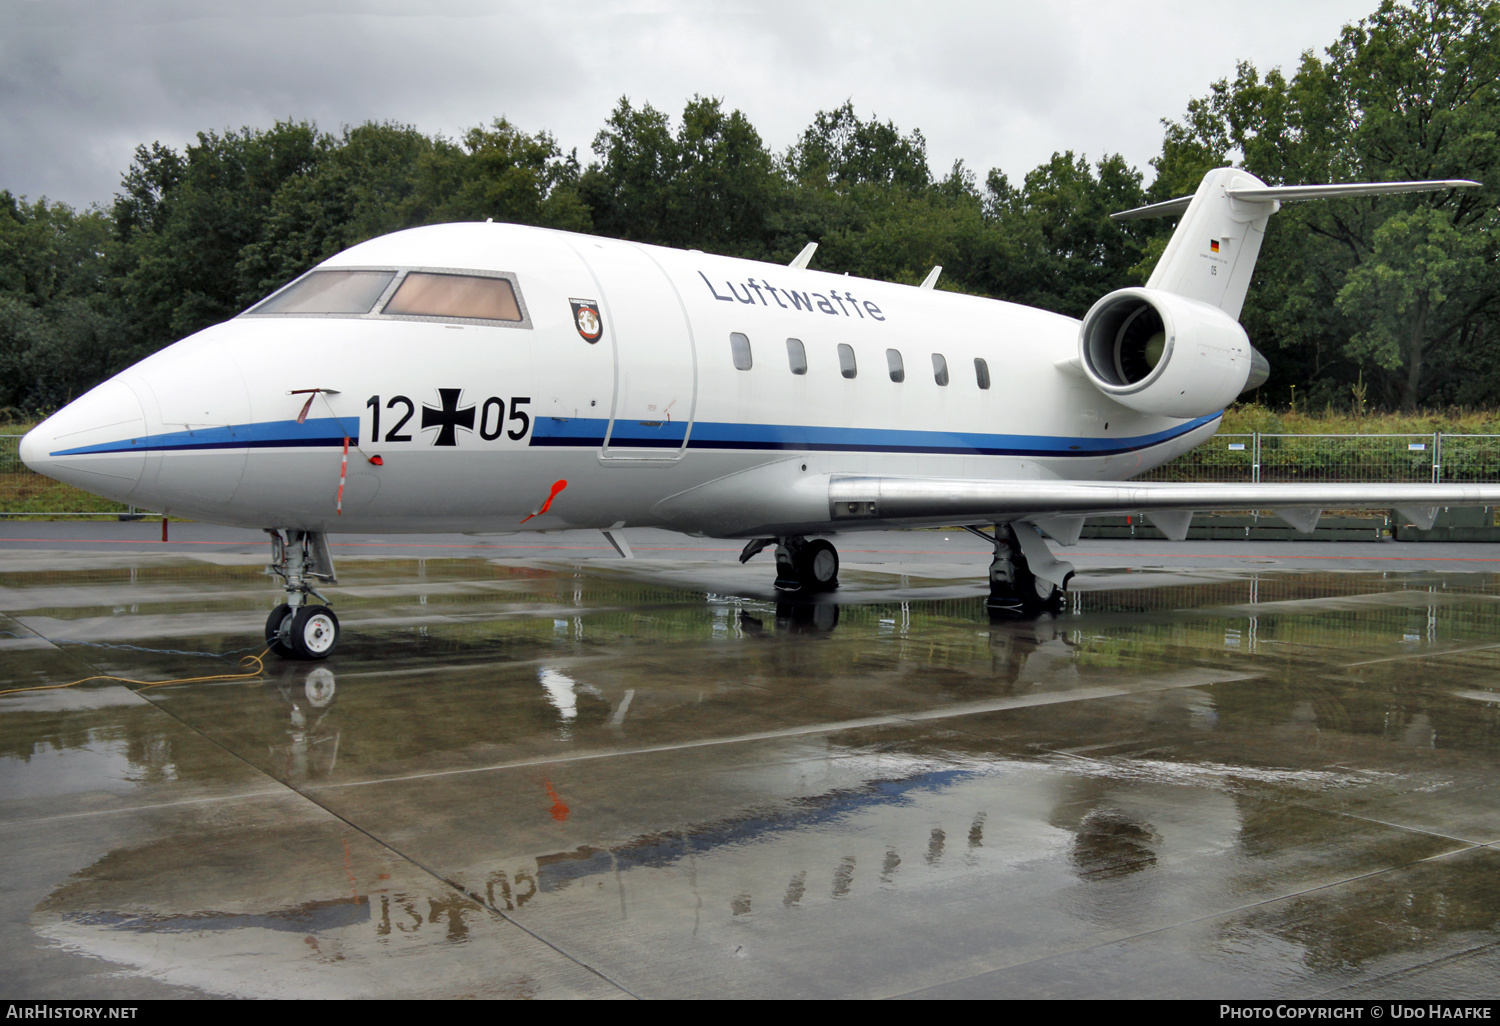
[
  {"left": 988, "top": 151, "right": 1155, "bottom": 316},
  {"left": 0, "top": 194, "right": 130, "bottom": 410},
  {"left": 785, "top": 101, "right": 930, "bottom": 192},
  {"left": 582, "top": 96, "right": 774, "bottom": 256},
  {"left": 1155, "top": 0, "right": 1500, "bottom": 410}
]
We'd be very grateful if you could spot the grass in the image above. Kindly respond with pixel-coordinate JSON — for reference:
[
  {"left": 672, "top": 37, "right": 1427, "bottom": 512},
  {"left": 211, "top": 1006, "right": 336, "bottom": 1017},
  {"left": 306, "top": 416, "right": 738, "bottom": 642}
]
[
  {"left": 0, "top": 422, "right": 136, "bottom": 517},
  {"left": 1221, "top": 403, "right": 1500, "bottom": 436}
]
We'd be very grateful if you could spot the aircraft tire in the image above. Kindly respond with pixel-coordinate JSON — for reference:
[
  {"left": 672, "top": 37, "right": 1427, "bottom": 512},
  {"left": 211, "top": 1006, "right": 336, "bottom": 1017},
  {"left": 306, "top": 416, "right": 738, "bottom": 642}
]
[
  {"left": 264, "top": 604, "right": 296, "bottom": 658},
  {"left": 290, "top": 606, "right": 340, "bottom": 660},
  {"left": 800, "top": 539, "right": 839, "bottom": 592},
  {"left": 1020, "top": 576, "right": 1065, "bottom": 615}
]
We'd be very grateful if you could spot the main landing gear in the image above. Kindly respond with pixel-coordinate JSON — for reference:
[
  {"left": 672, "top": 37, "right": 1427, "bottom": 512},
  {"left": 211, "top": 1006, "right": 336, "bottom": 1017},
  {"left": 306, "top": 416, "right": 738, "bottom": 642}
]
[
  {"left": 965, "top": 522, "right": 1075, "bottom": 615},
  {"left": 739, "top": 535, "right": 840, "bottom": 592},
  {"left": 264, "top": 529, "right": 340, "bottom": 659}
]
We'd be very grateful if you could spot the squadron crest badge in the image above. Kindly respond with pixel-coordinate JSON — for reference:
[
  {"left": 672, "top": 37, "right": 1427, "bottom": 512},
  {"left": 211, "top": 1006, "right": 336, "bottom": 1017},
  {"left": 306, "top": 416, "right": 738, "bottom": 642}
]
[{"left": 570, "top": 300, "right": 603, "bottom": 343}]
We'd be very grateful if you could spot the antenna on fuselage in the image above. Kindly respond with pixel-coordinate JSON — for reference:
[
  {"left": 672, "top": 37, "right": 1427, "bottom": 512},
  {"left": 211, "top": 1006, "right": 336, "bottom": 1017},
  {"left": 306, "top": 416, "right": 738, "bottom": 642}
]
[
  {"left": 919, "top": 265, "right": 942, "bottom": 289},
  {"left": 789, "top": 242, "right": 818, "bottom": 270}
]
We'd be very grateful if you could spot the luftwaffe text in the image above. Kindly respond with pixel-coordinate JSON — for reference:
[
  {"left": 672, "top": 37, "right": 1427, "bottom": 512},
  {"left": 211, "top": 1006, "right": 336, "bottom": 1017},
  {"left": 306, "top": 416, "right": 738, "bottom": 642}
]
[{"left": 698, "top": 271, "right": 885, "bottom": 321}]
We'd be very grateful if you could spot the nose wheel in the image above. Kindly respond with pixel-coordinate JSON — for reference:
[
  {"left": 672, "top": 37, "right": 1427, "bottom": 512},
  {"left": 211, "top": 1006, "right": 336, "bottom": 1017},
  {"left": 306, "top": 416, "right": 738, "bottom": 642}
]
[{"left": 266, "top": 603, "right": 339, "bottom": 660}]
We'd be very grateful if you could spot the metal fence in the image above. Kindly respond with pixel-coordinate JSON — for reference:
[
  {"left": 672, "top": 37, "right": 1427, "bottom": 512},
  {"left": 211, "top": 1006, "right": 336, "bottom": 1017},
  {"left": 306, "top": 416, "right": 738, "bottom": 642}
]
[
  {"left": 5, "top": 430, "right": 1500, "bottom": 517},
  {"left": 0, "top": 433, "right": 146, "bottom": 517},
  {"left": 1137, "top": 432, "right": 1500, "bottom": 485}
]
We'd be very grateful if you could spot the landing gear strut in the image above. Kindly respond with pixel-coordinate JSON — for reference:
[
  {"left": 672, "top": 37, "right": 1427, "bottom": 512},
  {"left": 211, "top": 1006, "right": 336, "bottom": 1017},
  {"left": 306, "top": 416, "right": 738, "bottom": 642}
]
[
  {"left": 740, "top": 535, "right": 839, "bottom": 592},
  {"left": 965, "top": 522, "right": 1074, "bottom": 615},
  {"left": 265, "top": 530, "right": 340, "bottom": 659}
]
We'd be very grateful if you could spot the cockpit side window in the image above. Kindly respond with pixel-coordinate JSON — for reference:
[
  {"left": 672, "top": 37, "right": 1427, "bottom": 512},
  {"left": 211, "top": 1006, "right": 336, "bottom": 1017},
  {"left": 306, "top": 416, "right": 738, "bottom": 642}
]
[
  {"left": 249, "top": 270, "right": 396, "bottom": 315},
  {"left": 383, "top": 272, "right": 523, "bottom": 322}
]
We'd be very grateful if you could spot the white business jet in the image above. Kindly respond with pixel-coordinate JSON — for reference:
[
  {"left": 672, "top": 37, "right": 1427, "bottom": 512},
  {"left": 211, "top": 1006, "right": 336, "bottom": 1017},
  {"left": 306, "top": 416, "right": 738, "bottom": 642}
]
[{"left": 20, "top": 168, "right": 1489, "bottom": 659}]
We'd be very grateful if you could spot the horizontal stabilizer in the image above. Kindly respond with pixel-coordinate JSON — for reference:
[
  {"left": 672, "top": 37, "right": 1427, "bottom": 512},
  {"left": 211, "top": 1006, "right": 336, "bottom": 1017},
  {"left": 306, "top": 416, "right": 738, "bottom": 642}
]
[
  {"left": 1111, "top": 178, "right": 1479, "bottom": 221},
  {"left": 1226, "top": 179, "right": 1479, "bottom": 203},
  {"left": 1110, "top": 196, "right": 1193, "bottom": 221}
]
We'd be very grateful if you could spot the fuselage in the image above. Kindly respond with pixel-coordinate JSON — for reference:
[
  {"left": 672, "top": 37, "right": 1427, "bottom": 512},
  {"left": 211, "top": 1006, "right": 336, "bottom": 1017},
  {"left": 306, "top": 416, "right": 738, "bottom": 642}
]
[{"left": 20, "top": 221, "right": 1220, "bottom": 537}]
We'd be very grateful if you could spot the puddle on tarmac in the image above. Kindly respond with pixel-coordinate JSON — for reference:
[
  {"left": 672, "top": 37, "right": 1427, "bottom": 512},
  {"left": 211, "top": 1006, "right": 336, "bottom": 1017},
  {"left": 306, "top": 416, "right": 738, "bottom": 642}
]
[{"left": 5, "top": 560, "right": 1500, "bottom": 997}]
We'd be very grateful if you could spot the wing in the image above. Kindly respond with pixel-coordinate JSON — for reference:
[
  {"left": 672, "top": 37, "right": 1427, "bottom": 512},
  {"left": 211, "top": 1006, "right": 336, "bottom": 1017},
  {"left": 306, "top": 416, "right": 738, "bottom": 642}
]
[{"left": 827, "top": 476, "right": 1500, "bottom": 539}]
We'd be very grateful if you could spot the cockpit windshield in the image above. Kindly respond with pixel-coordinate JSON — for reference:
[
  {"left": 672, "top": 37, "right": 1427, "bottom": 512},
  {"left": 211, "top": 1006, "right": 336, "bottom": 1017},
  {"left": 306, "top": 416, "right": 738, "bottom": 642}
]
[
  {"left": 382, "top": 272, "right": 522, "bottom": 322},
  {"left": 249, "top": 270, "right": 396, "bottom": 315},
  {"left": 244, "top": 268, "right": 529, "bottom": 327}
]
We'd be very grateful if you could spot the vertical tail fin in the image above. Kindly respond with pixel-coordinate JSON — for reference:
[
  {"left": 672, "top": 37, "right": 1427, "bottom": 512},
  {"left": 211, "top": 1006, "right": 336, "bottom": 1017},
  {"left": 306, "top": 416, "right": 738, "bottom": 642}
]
[
  {"left": 1131, "top": 168, "right": 1276, "bottom": 321},
  {"left": 1112, "top": 169, "right": 1479, "bottom": 321}
]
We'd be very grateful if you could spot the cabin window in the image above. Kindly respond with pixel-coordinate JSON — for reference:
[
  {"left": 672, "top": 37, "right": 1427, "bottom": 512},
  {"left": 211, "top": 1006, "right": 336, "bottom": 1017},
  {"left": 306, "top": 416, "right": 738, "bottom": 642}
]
[
  {"left": 886, "top": 349, "right": 905, "bottom": 383},
  {"left": 786, "top": 338, "right": 807, "bottom": 375},
  {"left": 975, "top": 357, "right": 991, "bottom": 390},
  {"left": 932, "top": 353, "right": 949, "bottom": 386},
  {"left": 730, "top": 332, "right": 753, "bottom": 370},
  {"left": 838, "top": 343, "right": 857, "bottom": 379},
  {"left": 383, "top": 272, "right": 523, "bottom": 322},
  {"left": 249, "top": 270, "right": 396, "bottom": 315}
]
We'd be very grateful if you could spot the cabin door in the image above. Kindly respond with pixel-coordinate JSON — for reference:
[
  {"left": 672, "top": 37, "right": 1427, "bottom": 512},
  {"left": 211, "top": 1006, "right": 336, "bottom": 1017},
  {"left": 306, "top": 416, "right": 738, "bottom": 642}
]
[{"left": 581, "top": 239, "right": 697, "bottom": 460}]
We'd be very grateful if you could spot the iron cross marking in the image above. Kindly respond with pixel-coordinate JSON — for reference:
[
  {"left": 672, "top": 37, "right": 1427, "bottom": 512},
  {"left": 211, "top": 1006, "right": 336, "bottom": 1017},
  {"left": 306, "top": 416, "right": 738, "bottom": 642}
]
[{"left": 421, "top": 388, "right": 475, "bottom": 446}]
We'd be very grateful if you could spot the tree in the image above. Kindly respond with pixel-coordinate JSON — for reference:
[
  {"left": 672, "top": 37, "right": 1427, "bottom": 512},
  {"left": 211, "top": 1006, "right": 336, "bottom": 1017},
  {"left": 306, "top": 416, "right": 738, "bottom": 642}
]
[
  {"left": 785, "top": 101, "right": 929, "bottom": 192},
  {"left": 236, "top": 122, "right": 437, "bottom": 299},
  {"left": 1337, "top": 205, "right": 1489, "bottom": 408},
  {"left": 415, "top": 119, "right": 590, "bottom": 232},
  {"left": 0, "top": 193, "right": 127, "bottom": 411},
  {"left": 115, "top": 122, "right": 325, "bottom": 344},
  {"left": 581, "top": 96, "right": 777, "bottom": 256},
  {"left": 987, "top": 152, "right": 1152, "bottom": 317},
  {"left": 1149, "top": 0, "right": 1500, "bottom": 409}
]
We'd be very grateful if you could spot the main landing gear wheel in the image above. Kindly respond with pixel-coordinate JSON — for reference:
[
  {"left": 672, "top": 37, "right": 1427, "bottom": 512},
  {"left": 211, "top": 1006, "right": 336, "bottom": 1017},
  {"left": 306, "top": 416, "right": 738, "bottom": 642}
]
[
  {"left": 800, "top": 539, "right": 839, "bottom": 591},
  {"left": 290, "top": 606, "right": 340, "bottom": 660},
  {"left": 771, "top": 536, "right": 840, "bottom": 593},
  {"left": 977, "top": 523, "right": 1071, "bottom": 617}
]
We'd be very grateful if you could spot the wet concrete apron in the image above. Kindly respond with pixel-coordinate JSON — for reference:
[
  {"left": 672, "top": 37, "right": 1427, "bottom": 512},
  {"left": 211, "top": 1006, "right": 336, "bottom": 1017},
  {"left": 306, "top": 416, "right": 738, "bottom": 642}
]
[{"left": 2, "top": 540, "right": 1499, "bottom": 998}]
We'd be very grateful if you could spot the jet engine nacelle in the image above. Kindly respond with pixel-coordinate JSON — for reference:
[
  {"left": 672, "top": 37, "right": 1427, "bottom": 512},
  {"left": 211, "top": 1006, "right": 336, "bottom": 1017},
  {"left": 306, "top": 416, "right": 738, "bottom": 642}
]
[{"left": 1078, "top": 287, "right": 1267, "bottom": 419}]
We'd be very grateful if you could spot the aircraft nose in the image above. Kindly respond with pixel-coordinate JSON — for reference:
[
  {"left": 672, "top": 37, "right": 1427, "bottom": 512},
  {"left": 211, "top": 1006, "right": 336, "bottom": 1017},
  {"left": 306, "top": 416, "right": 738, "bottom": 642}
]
[{"left": 19, "top": 377, "right": 150, "bottom": 499}]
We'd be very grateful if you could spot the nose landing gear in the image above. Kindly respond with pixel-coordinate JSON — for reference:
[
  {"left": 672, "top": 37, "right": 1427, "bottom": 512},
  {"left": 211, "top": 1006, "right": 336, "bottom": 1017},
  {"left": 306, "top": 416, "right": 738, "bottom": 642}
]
[{"left": 265, "top": 530, "right": 340, "bottom": 659}]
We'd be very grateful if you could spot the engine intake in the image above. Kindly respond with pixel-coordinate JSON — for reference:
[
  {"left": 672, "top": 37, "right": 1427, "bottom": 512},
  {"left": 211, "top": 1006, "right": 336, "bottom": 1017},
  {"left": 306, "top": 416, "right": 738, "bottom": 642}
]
[{"left": 1079, "top": 287, "right": 1265, "bottom": 419}]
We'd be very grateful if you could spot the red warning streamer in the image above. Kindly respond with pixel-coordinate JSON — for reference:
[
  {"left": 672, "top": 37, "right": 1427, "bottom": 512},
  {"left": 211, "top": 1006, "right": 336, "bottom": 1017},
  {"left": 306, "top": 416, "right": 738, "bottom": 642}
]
[{"left": 520, "top": 479, "right": 568, "bottom": 524}]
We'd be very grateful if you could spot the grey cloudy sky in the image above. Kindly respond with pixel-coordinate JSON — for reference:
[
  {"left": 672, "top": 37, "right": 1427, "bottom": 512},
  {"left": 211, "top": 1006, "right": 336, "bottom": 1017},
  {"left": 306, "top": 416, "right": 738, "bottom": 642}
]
[{"left": 2, "top": 0, "right": 1380, "bottom": 210}]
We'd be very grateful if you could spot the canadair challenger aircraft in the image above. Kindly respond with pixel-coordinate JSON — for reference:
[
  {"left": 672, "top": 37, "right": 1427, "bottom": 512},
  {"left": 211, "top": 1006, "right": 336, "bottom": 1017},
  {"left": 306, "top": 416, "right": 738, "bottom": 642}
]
[{"left": 19, "top": 168, "right": 1490, "bottom": 659}]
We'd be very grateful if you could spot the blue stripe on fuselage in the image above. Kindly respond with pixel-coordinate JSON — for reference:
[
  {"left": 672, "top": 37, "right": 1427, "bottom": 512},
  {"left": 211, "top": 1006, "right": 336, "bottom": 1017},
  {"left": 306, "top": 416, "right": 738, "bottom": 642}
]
[
  {"left": 533, "top": 412, "right": 1222, "bottom": 457},
  {"left": 49, "top": 417, "right": 350, "bottom": 456},
  {"left": 53, "top": 412, "right": 1221, "bottom": 460}
]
